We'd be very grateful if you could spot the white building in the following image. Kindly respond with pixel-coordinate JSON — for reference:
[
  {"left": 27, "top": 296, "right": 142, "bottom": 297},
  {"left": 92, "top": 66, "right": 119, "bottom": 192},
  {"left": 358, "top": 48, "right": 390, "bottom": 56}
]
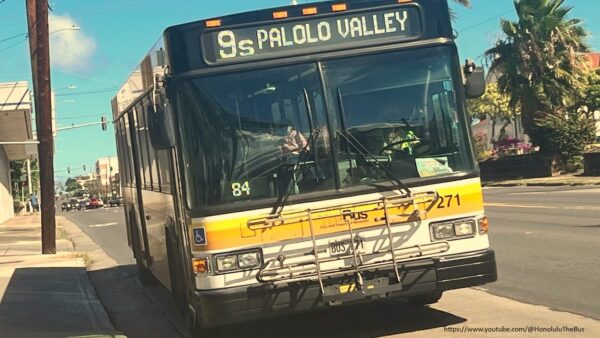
[
  {"left": 0, "top": 82, "right": 37, "bottom": 223},
  {"left": 95, "top": 156, "right": 119, "bottom": 195}
]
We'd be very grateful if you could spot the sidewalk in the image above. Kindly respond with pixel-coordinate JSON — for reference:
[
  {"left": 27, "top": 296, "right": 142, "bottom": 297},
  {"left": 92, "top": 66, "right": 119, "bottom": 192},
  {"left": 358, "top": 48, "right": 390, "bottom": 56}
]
[
  {"left": 482, "top": 173, "right": 600, "bottom": 187},
  {"left": 0, "top": 214, "right": 125, "bottom": 338}
]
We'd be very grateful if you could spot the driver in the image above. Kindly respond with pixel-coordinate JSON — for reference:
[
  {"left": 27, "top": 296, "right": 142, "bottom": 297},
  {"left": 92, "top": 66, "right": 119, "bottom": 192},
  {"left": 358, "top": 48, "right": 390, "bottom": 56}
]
[{"left": 383, "top": 128, "right": 420, "bottom": 156}]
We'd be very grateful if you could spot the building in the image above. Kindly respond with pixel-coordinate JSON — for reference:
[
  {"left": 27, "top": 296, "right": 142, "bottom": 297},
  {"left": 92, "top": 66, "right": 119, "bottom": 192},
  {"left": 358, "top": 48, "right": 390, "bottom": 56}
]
[
  {"left": 586, "top": 52, "right": 600, "bottom": 69},
  {"left": 0, "top": 82, "right": 37, "bottom": 223},
  {"left": 95, "top": 156, "right": 119, "bottom": 196}
]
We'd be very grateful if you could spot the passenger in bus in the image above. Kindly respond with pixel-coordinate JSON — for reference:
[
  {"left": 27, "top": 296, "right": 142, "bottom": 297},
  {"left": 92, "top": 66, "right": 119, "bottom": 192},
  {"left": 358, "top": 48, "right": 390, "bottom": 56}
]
[{"left": 279, "top": 119, "right": 309, "bottom": 155}]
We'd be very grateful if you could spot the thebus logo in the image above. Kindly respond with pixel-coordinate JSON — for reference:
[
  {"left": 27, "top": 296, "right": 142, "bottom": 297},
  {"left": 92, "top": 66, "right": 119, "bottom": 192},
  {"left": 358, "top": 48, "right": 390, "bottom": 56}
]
[
  {"left": 342, "top": 210, "right": 368, "bottom": 221},
  {"left": 193, "top": 228, "right": 207, "bottom": 245}
]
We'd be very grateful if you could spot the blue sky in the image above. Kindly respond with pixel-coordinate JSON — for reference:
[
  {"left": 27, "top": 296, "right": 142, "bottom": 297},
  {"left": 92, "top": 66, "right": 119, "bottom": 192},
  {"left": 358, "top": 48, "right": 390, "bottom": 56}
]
[{"left": 1, "top": 0, "right": 599, "bottom": 182}]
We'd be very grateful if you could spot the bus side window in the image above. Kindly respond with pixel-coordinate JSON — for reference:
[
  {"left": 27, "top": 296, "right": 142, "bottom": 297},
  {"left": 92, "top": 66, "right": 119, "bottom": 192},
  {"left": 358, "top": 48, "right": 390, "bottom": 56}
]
[
  {"left": 124, "top": 113, "right": 135, "bottom": 187},
  {"left": 132, "top": 105, "right": 147, "bottom": 189},
  {"left": 142, "top": 100, "right": 161, "bottom": 191},
  {"left": 156, "top": 150, "right": 171, "bottom": 193}
]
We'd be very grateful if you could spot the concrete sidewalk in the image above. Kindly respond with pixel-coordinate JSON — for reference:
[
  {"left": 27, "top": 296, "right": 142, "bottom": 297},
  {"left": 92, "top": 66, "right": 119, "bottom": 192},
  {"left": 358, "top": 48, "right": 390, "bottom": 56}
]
[
  {"left": 482, "top": 173, "right": 600, "bottom": 187},
  {"left": 0, "top": 215, "right": 124, "bottom": 338}
]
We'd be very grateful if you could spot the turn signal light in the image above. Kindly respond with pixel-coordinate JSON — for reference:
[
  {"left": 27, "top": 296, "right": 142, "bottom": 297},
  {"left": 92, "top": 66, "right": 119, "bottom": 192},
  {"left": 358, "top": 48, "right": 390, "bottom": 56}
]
[
  {"left": 273, "top": 11, "right": 288, "bottom": 19},
  {"left": 205, "top": 19, "right": 221, "bottom": 28},
  {"left": 332, "top": 4, "right": 347, "bottom": 12},
  {"left": 192, "top": 258, "right": 209, "bottom": 274},
  {"left": 478, "top": 217, "right": 489, "bottom": 234},
  {"left": 302, "top": 7, "right": 318, "bottom": 15}
]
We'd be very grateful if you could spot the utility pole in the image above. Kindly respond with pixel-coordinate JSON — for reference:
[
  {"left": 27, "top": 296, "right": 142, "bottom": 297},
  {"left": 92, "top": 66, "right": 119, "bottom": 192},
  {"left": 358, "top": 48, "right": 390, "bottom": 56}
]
[{"left": 27, "top": 0, "right": 56, "bottom": 254}]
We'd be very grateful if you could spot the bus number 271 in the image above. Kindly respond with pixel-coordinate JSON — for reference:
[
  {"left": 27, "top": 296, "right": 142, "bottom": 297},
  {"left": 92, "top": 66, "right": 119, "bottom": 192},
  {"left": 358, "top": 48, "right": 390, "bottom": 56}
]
[{"left": 436, "top": 194, "right": 461, "bottom": 209}]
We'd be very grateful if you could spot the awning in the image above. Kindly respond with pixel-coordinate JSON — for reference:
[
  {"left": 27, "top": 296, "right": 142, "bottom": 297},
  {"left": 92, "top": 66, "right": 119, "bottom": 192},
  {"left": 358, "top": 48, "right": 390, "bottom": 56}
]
[{"left": 0, "top": 81, "right": 37, "bottom": 160}]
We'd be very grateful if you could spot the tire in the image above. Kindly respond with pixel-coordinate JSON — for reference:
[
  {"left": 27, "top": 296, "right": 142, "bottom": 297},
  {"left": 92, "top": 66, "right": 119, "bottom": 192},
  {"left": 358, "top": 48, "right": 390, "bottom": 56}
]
[{"left": 407, "top": 291, "right": 443, "bottom": 306}]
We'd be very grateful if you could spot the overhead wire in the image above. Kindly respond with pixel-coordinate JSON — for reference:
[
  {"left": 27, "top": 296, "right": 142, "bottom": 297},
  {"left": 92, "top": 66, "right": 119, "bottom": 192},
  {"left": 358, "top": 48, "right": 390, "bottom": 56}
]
[
  {"left": 457, "top": 9, "right": 513, "bottom": 33},
  {"left": 54, "top": 87, "right": 119, "bottom": 96}
]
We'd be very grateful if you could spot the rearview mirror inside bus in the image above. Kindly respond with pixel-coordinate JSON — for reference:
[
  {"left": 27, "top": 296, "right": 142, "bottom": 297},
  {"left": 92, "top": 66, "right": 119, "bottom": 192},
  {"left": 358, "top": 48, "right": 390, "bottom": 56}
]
[{"left": 149, "top": 102, "right": 176, "bottom": 150}]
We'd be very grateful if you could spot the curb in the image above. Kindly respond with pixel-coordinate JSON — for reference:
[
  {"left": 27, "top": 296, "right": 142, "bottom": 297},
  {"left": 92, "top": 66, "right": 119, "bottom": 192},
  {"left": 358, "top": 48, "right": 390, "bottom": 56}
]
[{"left": 56, "top": 215, "right": 124, "bottom": 337}]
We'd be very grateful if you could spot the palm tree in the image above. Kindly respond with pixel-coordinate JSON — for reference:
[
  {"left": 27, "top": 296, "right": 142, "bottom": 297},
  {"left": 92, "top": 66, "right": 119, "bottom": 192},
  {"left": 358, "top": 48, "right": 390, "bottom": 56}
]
[
  {"left": 485, "top": 0, "right": 588, "bottom": 152},
  {"left": 453, "top": 0, "right": 471, "bottom": 7}
]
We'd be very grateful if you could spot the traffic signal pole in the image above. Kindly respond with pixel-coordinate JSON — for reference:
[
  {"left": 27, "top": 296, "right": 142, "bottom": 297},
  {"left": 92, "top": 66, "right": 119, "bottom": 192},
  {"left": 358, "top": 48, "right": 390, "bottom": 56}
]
[{"left": 27, "top": 0, "right": 56, "bottom": 254}]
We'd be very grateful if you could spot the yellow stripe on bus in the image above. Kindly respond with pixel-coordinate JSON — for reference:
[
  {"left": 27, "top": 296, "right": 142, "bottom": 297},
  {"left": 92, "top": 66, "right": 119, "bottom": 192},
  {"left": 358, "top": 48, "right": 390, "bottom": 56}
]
[{"left": 190, "top": 181, "right": 484, "bottom": 251}]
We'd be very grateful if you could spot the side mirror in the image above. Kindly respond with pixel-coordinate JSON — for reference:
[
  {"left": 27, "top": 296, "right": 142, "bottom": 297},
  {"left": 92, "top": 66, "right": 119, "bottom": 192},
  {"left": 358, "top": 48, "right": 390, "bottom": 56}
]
[
  {"left": 464, "top": 66, "right": 486, "bottom": 99},
  {"left": 149, "top": 102, "right": 176, "bottom": 150}
]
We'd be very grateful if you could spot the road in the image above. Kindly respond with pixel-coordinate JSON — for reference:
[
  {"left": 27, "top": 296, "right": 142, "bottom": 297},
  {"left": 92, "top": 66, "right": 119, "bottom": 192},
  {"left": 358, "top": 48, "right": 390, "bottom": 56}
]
[
  {"left": 62, "top": 205, "right": 134, "bottom": 265},
  {"left": 58, "top": 187, "right": 600, "bottom": 337},
  {"left": 483, "top": 186, "right": 600, "bottom": 320}
]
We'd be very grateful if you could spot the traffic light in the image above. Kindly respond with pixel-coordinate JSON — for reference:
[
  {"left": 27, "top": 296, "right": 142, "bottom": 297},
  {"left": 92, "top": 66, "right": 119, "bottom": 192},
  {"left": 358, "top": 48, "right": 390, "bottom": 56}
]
[
  {"left": 101, "top": 116, "right": 107, "bottom": 131},
  {"left": 83, "top": 164, "right": 86, "bottom": 171},
  {"left": 67, "top": 167, "right": 71, "bottom": 174}
]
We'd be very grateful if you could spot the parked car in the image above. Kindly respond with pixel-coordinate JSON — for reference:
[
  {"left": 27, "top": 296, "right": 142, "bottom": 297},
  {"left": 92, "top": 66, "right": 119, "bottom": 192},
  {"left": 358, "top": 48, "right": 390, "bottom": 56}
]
[
  {"left": 107, "top": 196, "right": 123, "bottom": 207},
  {"left": 61, "top": 201, "right": 73, "bottom": 212},
  {"left": 76, "top": 199, "right": 88, "bottom": 211},
  {"left": 87, "top": 198, "right": 102, "bottom": 209}
]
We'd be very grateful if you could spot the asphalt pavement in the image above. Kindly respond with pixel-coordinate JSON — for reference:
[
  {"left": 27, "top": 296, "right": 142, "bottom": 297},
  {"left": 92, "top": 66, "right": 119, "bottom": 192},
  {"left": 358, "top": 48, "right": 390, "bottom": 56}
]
[
  {"left": 61, "top": 206, "right": 134, "bottom": 265},
  {"left": 59, "top": 188, "right": 600, "bottom": 337},
  {"left": 483, "top": 186, "right": 600, "bottom": 320}
]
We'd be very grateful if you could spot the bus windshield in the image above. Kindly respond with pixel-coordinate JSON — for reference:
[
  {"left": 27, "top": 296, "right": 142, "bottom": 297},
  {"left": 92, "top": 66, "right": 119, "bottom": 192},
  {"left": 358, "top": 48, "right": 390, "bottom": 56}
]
[{"left": 177, "top": 46, "right": 474, "bottom": 211}]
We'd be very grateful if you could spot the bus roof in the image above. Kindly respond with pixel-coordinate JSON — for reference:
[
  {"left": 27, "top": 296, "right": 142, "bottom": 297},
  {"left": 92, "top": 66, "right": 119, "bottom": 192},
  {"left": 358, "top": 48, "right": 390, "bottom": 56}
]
[{"left": 112, "top": 0, "right": 452, "bottom": 118}]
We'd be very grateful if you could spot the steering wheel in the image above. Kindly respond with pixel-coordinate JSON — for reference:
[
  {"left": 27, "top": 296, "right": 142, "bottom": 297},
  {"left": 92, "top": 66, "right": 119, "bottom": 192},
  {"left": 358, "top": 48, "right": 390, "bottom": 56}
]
[{"left": 379, "top": 138, "right": 434, "bottom": 157}]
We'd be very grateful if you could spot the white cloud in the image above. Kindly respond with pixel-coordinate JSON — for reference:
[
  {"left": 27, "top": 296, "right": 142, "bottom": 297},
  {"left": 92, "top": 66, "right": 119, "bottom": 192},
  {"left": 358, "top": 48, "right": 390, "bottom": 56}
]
[{"left": 49, "top": 13, "right": 96, "bottom": 71}]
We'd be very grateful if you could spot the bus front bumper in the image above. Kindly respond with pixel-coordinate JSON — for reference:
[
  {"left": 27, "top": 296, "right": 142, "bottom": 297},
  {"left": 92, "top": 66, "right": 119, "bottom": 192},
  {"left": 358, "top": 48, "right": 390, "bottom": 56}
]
[{"left": 193, "top": 249, "right": 497, "bottom": 327}]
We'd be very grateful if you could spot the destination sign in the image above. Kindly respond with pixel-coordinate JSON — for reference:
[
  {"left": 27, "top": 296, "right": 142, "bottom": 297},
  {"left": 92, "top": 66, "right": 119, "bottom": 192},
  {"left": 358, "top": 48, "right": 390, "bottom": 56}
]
[{"left": 202, "top": 7, "right": 422, "bottom": 64}]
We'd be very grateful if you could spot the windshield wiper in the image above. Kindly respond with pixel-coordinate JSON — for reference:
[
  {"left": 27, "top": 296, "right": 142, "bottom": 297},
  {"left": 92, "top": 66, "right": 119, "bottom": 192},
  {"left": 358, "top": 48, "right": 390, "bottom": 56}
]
[
  {"left": 336, "top": 88, "right": 410, "bottom": 195},
  {"left": 337, "top": 131, "right": 410, "bottom": 195},
  {"left": 270, "top": 130, "right": 319, "bottom": 216}
]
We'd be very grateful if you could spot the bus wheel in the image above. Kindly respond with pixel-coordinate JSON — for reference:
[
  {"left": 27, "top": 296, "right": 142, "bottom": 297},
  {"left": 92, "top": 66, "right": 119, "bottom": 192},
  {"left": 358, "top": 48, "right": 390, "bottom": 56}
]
[{"left": 407, "top": 291, "right": 443, "bottom": 306}]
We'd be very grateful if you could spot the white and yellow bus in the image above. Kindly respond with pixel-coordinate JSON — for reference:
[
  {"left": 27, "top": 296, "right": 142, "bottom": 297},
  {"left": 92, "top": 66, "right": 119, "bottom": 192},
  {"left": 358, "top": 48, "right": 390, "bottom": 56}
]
[{"left": 111, "top": 0, "right": 496, "bottom": 332}]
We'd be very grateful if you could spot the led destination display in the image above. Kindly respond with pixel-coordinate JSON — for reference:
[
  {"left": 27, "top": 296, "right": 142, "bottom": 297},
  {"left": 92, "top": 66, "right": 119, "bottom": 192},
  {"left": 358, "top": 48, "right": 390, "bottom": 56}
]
[{"left": 202, "top": 6, "right": 422, "bottom": 63}]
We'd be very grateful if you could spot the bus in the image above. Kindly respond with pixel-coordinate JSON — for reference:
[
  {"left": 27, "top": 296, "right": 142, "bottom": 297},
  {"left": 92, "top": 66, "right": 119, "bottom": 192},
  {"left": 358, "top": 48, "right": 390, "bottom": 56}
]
[{"left": 111, "top": 0, "right": 496, "bottom": 332}]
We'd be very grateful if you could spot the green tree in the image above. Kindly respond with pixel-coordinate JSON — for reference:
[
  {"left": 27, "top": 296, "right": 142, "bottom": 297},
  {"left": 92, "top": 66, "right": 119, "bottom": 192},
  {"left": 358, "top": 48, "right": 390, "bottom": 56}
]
[
  {"left": 64, "top": 178, "right": 81, "bottom": 192},
  {"left": 536, "top": 110, "right": 595, "bottom": 169},
  {"left": 468, "top": 83, "right": 512, "bottom": 121},
  {"left": 485, "top": 0, "right": 589, "bottom": 154},
  {"left": 453, "top": 0, "right": 471, "bottom": 6},
  {"left": 582, "top": 69, "right": 600, "bottom": 113}
]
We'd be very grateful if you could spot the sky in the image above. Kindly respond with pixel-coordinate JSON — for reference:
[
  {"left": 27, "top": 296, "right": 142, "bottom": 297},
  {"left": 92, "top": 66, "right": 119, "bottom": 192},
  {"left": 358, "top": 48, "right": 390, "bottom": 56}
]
[{"left": 1, "top": 0, "right": 599, "bottom": 183}]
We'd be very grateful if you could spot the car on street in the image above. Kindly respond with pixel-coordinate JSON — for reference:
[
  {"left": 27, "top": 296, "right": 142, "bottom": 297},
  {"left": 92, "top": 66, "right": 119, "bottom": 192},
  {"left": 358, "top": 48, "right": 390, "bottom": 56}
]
[
  {"left": 107, "top": 196, "right": 122, "bottom": 207},
  {"left": 87, "top": 198, "right": 102, "bottom": 209},
  {"left": 75, "top": 198, "right": 88, "bottom": 211},
  {"left": 61, "top": 201, "right": 73, "bottom": 212}
]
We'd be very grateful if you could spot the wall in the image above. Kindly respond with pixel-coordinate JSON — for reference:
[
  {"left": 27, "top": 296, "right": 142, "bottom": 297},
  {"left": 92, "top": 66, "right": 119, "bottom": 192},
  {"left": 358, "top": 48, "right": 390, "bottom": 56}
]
[
  {"left": 479, "top": 153, "right": 554, "bottom": 179},
  {"left": 0, "top": 147, "right": 14, "bottom": 224}
]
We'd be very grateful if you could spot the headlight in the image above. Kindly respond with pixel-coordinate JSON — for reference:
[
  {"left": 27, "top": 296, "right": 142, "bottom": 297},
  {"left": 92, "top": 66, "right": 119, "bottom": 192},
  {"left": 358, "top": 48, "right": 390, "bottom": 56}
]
[
  {"left": 431, "top": 218, "right": 477, "bottom": 241},
  {"left": 214, "top": 249, "right": 261, "bottom": 273},
  {"left": 216, "top": 255, "right": 238, "bottom": 271},
  {"left": 431, "top": 223, "right": 454, "bottom": 240},
  {"left": 454, "top": 220, "right": 475, "bottom": 236},
  {"left": 238, "top": 252, "right": 259, "bottom": 268}
]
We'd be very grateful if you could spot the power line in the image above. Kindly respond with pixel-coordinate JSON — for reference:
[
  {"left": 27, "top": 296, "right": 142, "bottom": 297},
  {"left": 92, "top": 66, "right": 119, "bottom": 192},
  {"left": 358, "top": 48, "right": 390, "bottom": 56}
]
[
  {"left": 54, "top": 87, "right": 119, "bottom": 96},
  {"left": 457, "top": 9, "right": 513, "bottom": 33},
  {"left": 0, "top": 36, "right": 27, "bottom": 53},
  {"left": 0, "top": 32, "right": 27, "bottom": 44}
]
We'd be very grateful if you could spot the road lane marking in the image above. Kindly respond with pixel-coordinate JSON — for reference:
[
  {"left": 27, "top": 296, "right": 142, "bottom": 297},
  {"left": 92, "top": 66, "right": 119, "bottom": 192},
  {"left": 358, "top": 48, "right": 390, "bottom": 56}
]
[
  {"left": 89, "top": 222, "right": 117, "bottom": 228},
  {"left": 485, "top": 202, "right": 600, "bottom": 211},
  {"left": 507, "top": 188, "right": 600, "bottom": 195}
]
